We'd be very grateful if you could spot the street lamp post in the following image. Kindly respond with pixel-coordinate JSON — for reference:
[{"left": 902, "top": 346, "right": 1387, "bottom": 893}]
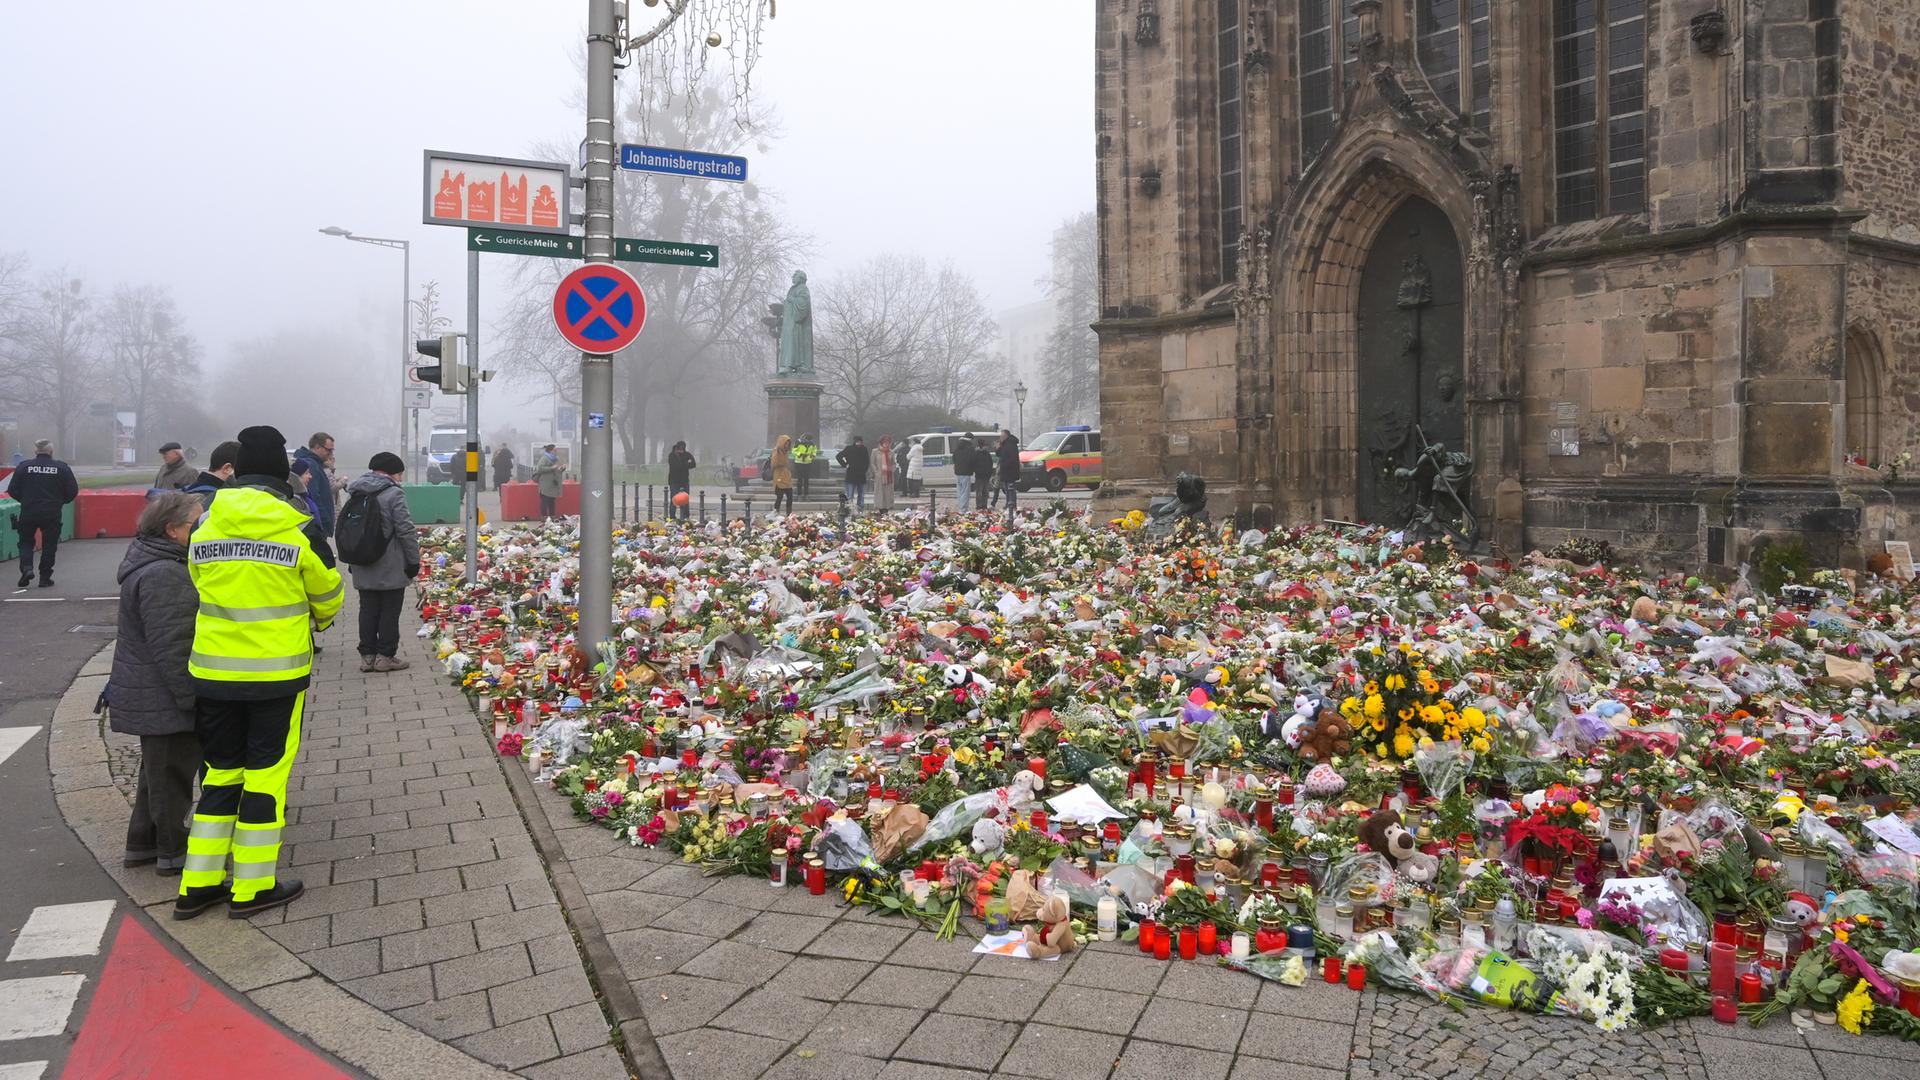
[
  {"left": 1014, "top": 381, "right": 1028, "bottom": 445},
  {"left": 319, "top": 227, "right": 411, "bottom": 469}
]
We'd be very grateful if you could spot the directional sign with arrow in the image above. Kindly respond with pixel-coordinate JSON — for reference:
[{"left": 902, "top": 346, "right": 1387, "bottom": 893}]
[
  {"left": 613, "top": 238, "right": 720, "bottom": 269},
  {"left": 468, "top": 227, "right": 583, "bottom": 259}
]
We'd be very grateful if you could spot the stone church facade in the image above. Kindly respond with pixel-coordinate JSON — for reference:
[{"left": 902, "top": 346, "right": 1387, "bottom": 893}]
[{"left": 1094, "top": 0, "right": 1920, "bottom": 567}]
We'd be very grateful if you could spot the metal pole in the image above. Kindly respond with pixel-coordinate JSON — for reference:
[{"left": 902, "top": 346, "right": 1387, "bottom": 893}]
[
  {"left": 401, "top": 241, "right": 412, "bottom": 470},
  {"left": 578, "top": 0, "right": 617, "bottom": 646},
  {"left": 464, "top": 250, "right": 480, "bottom": 585}
]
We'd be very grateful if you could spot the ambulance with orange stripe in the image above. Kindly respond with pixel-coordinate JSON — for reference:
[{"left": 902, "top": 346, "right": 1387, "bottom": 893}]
[{"left": 1017, "top": 426, "right": 1102, "bottom": 492}]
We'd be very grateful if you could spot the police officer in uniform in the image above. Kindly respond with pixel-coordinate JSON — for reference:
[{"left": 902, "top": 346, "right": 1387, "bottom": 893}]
[
  {"left": 176, "top": 426, "right": 344, "bottom": 919},
  {"left": 10, "top": 439, "right": 78, "bottom": 588}
]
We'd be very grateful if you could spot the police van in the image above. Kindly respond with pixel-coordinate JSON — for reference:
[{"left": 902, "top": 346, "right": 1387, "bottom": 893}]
[
  {"left": 1018, "top": 426, "right": 1102, "bottom": 491},
  {"left": 902, "top": 429, "right": 1002, "bottom": 487}
]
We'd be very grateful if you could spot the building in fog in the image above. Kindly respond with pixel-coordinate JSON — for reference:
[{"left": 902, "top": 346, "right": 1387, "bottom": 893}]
[{"left": 1094, "top": 0, "right": 1920, "bottom": 567}]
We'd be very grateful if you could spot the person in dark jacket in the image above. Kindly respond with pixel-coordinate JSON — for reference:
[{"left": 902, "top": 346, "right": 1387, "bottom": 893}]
[
  {"left": 343, "top": 453, "right": 421, "bottom": 672},
  {"left": 837, "top": 436, "right": 871, "bottom": 511},
  {"left": 952, "top": 436, "right": 977, "bottom": 511},
  {"left": 666, "top": 441, "right": 697, "bottom": 522},
  {"left": 290, "top": 432, "right": 336, "bottom": 535},
  {"left": 972, "top": 436, "right": 997, "bottom": 510},
  {"left": 184, "top": 440, "right": 240, "bottom": 507},
  {"left": 491, "top": 445, "right": 515, "bottom": 489},
  {"left": 9, "top": 438, "right": 78, "bottom": 587},
  {"left": 996, "top": 431, "right": 1022, "bottom": 517},
  {"left": 153, "top": 442, "right": 198, "bottom": 490},
  {"left": 288, "top": 456, "right": 336, "bottom": 569},
  {"left": 111, "top": 492, "right": 204, "bottom": 875}
]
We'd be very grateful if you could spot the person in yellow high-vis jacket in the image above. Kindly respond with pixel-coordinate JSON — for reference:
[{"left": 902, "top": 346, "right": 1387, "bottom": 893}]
[{"left": 177, "top": 426, "right": 343, "bottom": 920}]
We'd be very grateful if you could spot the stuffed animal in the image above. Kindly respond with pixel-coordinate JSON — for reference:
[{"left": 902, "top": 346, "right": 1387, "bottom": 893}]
[
  {"left": 1784, "top": 891, "right": 1823, "bottom": 946},
  {"left": 1358, "top": 809, "right": 1439, "bottom": 885},
  {"left": 1298, "top": 704, "right": 1353, "bottom": 762},
  {"left": 970, "top": 813, "right": 1006, "bottom": 858},
  {"left": 1022, "top": 892, "right": 1077, "bottom": 959}
]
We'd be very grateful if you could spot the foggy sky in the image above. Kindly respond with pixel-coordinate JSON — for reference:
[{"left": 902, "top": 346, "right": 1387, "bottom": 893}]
[{"left": 0, "top": 1, "right": 1093, "bottom": 432}]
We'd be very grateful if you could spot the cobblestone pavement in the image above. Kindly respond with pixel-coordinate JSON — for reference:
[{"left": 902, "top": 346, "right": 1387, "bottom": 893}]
[{"left": 103, "top": 593, "right": 626, "bottom": 1078}]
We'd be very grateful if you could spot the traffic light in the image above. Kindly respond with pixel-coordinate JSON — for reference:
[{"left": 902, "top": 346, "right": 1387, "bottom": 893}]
[{"left": 414, "top": 332, "right": 467, "bottom": 393}]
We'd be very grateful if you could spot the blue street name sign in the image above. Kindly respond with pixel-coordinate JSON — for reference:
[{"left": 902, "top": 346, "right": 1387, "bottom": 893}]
[{"left": 618, "top": 144, "right": 748, "bottom": 184}]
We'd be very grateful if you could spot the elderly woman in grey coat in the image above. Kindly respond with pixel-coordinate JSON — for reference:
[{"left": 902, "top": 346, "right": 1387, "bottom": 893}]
[{"left": 110, "top": 492, "right": 203, "bottom": 875}]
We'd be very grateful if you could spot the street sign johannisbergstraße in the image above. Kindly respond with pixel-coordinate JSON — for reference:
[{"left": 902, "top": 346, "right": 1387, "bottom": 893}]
[{"left": 613, "top": 238, "right": 721, "bottom": 269}]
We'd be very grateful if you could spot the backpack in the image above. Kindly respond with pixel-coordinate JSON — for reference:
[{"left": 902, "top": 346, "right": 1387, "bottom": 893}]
[{"left": 335, "top": 487, "right": 391, "bottom": 566}]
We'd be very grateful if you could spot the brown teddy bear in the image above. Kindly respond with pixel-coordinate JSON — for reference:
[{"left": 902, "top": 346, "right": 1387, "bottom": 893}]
[
  {"left": 1298, "top": 706, "right": 1352, "bottom": 763},
  {"left": 1358, "top": 809, "right": 1439, "bottom": 884},
  {"left": 1022, "top": 892, "right": 1077, "bottom": 960}
]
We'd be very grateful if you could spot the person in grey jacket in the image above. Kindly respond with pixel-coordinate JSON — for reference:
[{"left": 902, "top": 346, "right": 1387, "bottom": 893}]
[
  {"left": 532, "top": 443, "right": 564, "bottom": 520},
  {"left": 110, "top": 492, "right": 203, "bottom": 875},
  {"left": 343, "top": 453, "right": 420, "bottom": 672}
]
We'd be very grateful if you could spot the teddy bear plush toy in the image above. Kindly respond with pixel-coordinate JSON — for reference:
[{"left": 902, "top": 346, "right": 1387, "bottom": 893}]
[
  {"left": 1359, "top": 810, "right": 1439, "bottom": 885},
  {"left": 1022, "top": 892, "right": 1078, "bottom": 959},
  {"left": 1297, "top": 703, "right": 1353, "bottom": 762}
]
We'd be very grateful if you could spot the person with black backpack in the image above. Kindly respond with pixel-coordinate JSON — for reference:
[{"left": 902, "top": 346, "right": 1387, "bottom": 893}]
[{"left": 337, "top": 453, "right": 419, "bottom": 672}]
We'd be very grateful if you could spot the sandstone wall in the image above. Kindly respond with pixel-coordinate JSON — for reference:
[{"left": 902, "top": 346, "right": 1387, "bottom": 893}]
[{"left": 1841, "top": 0, "right": 1920, "bottom": 242}]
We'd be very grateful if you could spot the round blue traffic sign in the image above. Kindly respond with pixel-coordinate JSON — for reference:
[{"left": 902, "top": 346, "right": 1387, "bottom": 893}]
[{"left": 552, "top": 264, "right": 647, "bottom": 353}]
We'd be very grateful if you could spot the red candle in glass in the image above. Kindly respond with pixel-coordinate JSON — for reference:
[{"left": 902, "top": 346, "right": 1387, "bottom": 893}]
[
  {"left": 1322, "top": 956, "right": 1342, "bottom": 983},
  {"left": 1712, "top": 993, "right": 1737, "bottom": 1024},
  {"left": 1177, "top": 927, "right": 1197, "bottom": 961},
  {"left": 1712, "top": 910, "right": 1738, "bottom": 946},
  {"left": 1660, "top": 948, "right": 1689, "bottom": 976},
  {"left": 1709, "top": 942, "right": 1737, "bottom": 996},
  {"left": 1028, "top": 756, "right": 1046, "bottom": 780},
  {"left": 1197, "top": 922, "right": 1218, "bottom": 955},
  {"left": 1141, "top": 763, "right": 1156, "bottom": 800},
  {"left": 1276, "top": 786, "right": 1295, "bottom": 806},
  {"left": 1139, "top": 921, "right": 1157, "bottom": 954},
  {"left": 583, "top": 776, "right": 599, "bottom": 793},
  {"left": 1347, "top": 962, "right": 1367, "bottom": 990},
  {"left": 681, "top": 747, "right": 699, "bottom": 769},
  {"left": 807, "top": 862, "right": 826, "bottom": 896},
  {"left": 1738, "top": 972, "right": 1762, "bottom": 1003},
  {"left": 1154, "top": 930, "right": 1172, "bottom": 961},
  {"left": 1259, "top": 863, "right": 1281, "bottom": 889},
  {"left": 1255, "top": 798, "right": 1275, "bottom": 832},
  {"left": 1899, "top": 981, "right": 1920, "bottom": 1018},
  {"left": 1031, "top": 810, "right": 1048, "bottom": 834}
]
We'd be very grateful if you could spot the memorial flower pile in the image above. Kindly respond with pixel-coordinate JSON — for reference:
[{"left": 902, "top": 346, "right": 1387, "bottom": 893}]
[{"left": 411, "top": 506, "right": 1920, "bottom": 1036}]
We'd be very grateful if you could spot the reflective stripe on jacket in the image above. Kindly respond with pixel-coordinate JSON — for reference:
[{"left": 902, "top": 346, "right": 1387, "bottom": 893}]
[{"left": 189, "top": 482, "right": 344, "bottom": 698}]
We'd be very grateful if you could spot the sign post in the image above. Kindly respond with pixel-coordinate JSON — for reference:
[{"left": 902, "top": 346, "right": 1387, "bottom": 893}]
[
  {"left": 467, "top": 228, "right": 585, "bottom": 259},
  {"left": 613, "top": 238, "right": 720, "bottom": 268}
]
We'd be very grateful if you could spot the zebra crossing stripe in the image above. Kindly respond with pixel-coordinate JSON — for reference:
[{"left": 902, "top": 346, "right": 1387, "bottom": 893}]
[
  {"left": 7, "top": 901, "right": 116, "bottom": 962},
  {"left": 0, "top": 975, "right": 85, "bottom": 1040},
  {"left": 0, "top": 728, "right": 37, "bottom": 769}
]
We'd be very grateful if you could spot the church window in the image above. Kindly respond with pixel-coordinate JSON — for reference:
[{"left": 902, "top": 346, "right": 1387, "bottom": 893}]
[
  {"left": 1299, "top": 3, "right": 1368, "bottom": 165},
  {"left": 1219, "top": 0, "right": 1244, "bottom": 279},
  {"left": 1845, "top": 329, "right": 1882, "bottom": 462},
  {"left": 1416, "top": 0, "right": 1492, "bottom": 129},
  {"left": 1554, "top": 0, "right": 1647, "bottom": 222}
]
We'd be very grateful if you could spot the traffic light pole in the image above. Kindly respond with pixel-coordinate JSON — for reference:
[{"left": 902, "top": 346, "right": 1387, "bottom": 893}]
[
  {"left": 577, "top": 0, "right": 618, "bottom": 648},
  {"left": 465, "top": 249, "right": 481, "bottom": 585}
]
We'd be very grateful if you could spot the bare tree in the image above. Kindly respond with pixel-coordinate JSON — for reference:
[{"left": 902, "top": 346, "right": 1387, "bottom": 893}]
[
  {"left": 816, "top": 254, "right": 941, "bottom": 435},
  {"left": 492, "top": 79, "right": 807, "bottom": 464},
  {"left": 919, "top": 264, "right": 1002, "bottom": 419},
  {"left": 3, "top": 269, "right": 101, "bottom": 451},
  {"left": 1037, "top": 212, "right": 1100, "bottom": 425},
  {"left": 104, "top": 284, "right": 200, "bottom": 453}
]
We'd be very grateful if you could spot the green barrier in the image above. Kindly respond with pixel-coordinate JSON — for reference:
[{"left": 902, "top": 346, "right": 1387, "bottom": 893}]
[
  {"left": 61, "top": 500, "right": 75, "bottom": 542},
  {"left": 402, "top": 483, "right": 462, "bottom": 525},
  {"left": 0, "top": 501, "right": 17, "bottom": 562}
]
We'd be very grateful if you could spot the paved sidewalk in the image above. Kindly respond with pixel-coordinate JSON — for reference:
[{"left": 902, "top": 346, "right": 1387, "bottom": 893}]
[{"left": 74, "top": 591, "right": 628, "bottom": 1078}]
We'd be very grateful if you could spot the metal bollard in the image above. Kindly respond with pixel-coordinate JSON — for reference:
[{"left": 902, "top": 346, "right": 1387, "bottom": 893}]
[
  {"left": 618, "top": 482, "right": 627, "bottom": 523},
  {"left": 929, "top": 488, "right": 936, "bottom": 517},
  {"left": 698, "top": 490, "right": 707, "bottom": 524},
  {"left": 647, "top": 485, "right": 655, "bottom": 522},
  {"left": 719, "top": 493, "right": 728, "bottom": 525},
  {"left": 743, "top": 496, "right": 752, "bottom": 531}
]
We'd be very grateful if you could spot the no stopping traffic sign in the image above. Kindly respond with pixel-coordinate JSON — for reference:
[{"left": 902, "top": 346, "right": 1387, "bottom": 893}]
[{"left": 552, "top": 264, "right": 647, "bottom": 354}]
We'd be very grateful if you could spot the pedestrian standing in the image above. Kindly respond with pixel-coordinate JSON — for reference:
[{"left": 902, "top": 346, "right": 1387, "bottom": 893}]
[
  {"left": 533, "top": 444, "right": 564, "bottom": 520},
  {"left": 770, "top": 435, "right": 795, "bottom": 514},
  {"left": 666, "top": 441, "right": 696, "bottom": 522},
  {"left": 973, "top": 437, "right": 997, "bottom": 510},
  {"left": 9, "top": 438, "right": 77, "bottom": 588},
  {"left": 177, "top": 425, "right": 343, "bottom": 920},
  {"left": 873, "top": 437, "right": 896, "bottom": 511},
  {"left": 288, "top": 457, "right": 336, "bottom": 568},
  {"left": 341, "top": 453, "right": 420, "bottom": 673},
  {"left": 110, "top": 492, "right": 204, "bottom": 877},
  {"left": 906, "top": 439, "right": 926, "bottom": 498},
  {"left": 996, "top": 430, "right": 1022, "bottom": 518},
  {"left": 952, "top": 436, "right": 976, "bottom": 511},
  {"left": 153, "top": 442, "right": 197, "bottom": 490},
  {"left": 837, "top": 436, "right": 871, "bottom": 512},
  {"left": 894, "top": 439, "right": 910, "bottom": 496},
  {"left": 291, "top": 433, "right": 337, "bottom": 538},
  {"left": 491, "top": 445, "right": 516, "bottom": 489},
  {"left": 793, "top": 436, "right": 817, "bottom": 498},
  {"left": 185, "top": 441, "right": 240, "bottom": 507}
]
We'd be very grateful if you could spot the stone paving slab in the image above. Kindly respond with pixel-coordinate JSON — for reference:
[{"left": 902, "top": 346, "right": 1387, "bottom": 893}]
[{"left": 81, "top": 592, "right": 622, "bottom": 1077}]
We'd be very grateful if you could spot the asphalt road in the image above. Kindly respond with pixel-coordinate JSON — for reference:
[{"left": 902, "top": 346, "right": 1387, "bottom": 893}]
[{"left": 0, "top": 539, "right": 352, "bottom": 1078}]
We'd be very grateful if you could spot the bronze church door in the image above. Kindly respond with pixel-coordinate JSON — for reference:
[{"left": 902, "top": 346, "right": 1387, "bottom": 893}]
[{"left": 1355, "top": 198, "right": 1466, "bottom": 526}]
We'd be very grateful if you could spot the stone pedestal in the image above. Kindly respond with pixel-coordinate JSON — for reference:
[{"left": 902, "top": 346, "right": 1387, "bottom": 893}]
[{"left": 766, "top": 377, "right": 823, "bottom": 458}]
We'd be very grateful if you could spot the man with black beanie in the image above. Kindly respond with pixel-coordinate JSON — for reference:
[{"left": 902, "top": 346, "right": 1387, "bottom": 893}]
[
  {"left": 342, "top": 452, "right": 420, "bottom": 672},
  {"left": 177, "top": 425, "right": 342, "bottom": 920}
]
